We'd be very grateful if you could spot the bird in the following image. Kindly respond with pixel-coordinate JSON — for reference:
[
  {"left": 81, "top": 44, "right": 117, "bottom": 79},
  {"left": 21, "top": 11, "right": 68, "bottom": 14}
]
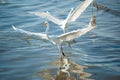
[
  {"left": 29, "top": 0, "right": 93, "bottom": 33},
  {"left": 12, "top": 15, "right": 96, "bottom": 57}
]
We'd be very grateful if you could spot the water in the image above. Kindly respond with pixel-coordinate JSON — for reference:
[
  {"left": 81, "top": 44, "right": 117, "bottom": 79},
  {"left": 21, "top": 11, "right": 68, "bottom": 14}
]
[{"left": 0, "top": 0, "right": 120, "bottom": 80}]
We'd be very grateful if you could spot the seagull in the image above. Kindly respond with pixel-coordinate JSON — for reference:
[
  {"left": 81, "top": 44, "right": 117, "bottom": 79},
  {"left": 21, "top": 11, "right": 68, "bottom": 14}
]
[
  {"left": 12, "top": 16, "right": 96, "bottom": 57},
  {"left": 29, "top": 0, "right": 93, "bottom": 33}
]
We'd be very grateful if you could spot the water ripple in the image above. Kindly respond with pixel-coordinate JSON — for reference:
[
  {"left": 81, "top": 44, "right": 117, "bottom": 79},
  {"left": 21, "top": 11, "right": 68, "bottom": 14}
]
[{"left": 0, "top": 0, "right": 120, "bottom": 80}]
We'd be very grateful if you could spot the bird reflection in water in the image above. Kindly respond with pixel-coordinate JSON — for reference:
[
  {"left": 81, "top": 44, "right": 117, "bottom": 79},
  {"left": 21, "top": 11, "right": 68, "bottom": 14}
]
[{"left": 34, "top": 57, "right": 93, "bottom": 80}]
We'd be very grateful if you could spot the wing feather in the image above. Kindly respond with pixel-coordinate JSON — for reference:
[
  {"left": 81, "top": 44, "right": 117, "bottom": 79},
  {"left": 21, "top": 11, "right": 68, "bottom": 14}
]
[
  {"left": 12, "top": 25, "right": 48, "bottom": 40},
  {"left": 58, "top": 29, "right": 81, "bottom": 41},
  {"left": 58, "top": 15, "right": 96, "bottom": 41},
  {"left": 29, "top": 12, "right": 63, "bottom": 25},
  {"left": 68, "top": 0, "right": 93, "bottom": 22}
]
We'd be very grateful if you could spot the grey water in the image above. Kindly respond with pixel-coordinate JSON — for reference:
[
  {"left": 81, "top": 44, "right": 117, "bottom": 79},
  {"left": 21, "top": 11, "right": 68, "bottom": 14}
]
[{"left": 0, "top": 0, "right": 120, "bottom": 80}]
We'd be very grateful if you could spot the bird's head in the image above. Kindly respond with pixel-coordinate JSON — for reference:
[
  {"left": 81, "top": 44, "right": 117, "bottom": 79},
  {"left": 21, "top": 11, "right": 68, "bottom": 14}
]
[
  {"left": 42, "top": 21, "right": 48, "bottom": 27},
  {"left": 91, "top": 16, "right": 96, "bottom": 27}
]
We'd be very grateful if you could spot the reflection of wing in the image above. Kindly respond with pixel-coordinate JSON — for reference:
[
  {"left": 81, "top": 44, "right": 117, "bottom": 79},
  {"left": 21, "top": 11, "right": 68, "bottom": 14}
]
[
  {"left": 12, "top": 25, "right": 48, "bottom": 41},
  {"left": 58, "top": 16, "right": 96, "bottom": 41},
  {"left": 68, "top": 0, "right": 93, "bottom": 22},
  {"left": 29, "top": 12, "right": 63, "bottom": 25}
]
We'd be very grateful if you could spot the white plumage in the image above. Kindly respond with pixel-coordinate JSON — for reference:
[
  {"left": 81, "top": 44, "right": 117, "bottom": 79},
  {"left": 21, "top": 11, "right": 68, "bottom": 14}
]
[
  {"left": 12, "top": 16, "right": 96, "bottom": 57},
  {"left": 12, "top": 25, "right": 48, "bottom": 41},
  {"left": 29, "top": 0, "right": 93, "bottom": 33},
  {"left": 68, "top": 0, "right": 93, "bottom": 22}
]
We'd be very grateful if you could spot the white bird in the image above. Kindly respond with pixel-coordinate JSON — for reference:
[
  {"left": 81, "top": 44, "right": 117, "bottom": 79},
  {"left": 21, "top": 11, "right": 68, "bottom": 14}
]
[
  {"left": 29, "top": 0, "right": 93, "bottom": 33},
  {"left": 12, "top": 16, "right": 96, "bottom": 57}
]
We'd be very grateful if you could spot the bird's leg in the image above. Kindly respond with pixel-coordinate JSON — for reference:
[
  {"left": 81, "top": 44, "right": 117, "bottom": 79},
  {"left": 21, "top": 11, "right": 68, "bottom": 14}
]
[
  {"left": 21, "top": 35, "right": 34, "bottom": 46},
  {"left": 67, "top": 42, "right": 72, "bottom": 48},
  {"left": 67, "top": 39, "right": 76, "bottom": 48},
  {"left": 58, "top": 45, "right": 65, "bottom": 61},
  {"left": 61, "top": 45, "right": 65, "bottom": 57},
  {"left": 22, "top": 35, "right": 33, "bottom": 41},
  {"left": 25, "top": 40, "right": 32, "bottom": 45}
]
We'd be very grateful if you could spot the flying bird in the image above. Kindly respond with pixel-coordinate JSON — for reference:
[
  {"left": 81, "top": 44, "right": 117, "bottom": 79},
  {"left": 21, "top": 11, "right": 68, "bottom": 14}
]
[
  {"left": 12, "top": 16, "right": 96, "bottom": 57},
  {"left": 29, "top": 0, "right": 93, "bottom": 33}
]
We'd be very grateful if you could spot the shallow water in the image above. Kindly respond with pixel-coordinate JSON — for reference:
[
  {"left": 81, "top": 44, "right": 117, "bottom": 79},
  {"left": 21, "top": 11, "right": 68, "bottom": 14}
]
[{"left": 0, "top": 0, "right": 120, "bottom": 80}]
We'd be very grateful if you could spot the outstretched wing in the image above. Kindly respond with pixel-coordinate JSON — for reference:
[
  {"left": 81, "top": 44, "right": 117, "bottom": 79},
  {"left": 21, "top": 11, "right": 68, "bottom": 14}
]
[
  {"left": 29, "top": 12, "right": 63, "bottom": 25},
  {"left": 68, "top": 0, "right": 93, "bottom": 22},
  {"left": 58, "top": 29, "right": 81, "bottom": 41},
  {"left": 58, "top": 15, "right": 96, "bottom": 41},
  {"left": 12, "top": 25, "right": 48, "bottom": 41}
]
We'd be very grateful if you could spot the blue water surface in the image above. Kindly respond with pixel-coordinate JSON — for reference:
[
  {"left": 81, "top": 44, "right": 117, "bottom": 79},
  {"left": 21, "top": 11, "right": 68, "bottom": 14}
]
[{"left": 0, "top": 0, "right": 120, "bottom": 80}]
